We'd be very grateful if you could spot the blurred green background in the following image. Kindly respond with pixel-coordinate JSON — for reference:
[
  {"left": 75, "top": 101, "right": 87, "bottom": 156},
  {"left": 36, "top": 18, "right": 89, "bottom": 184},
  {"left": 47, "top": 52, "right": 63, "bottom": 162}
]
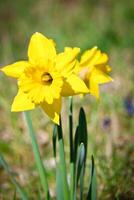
[{"left": 0, "top": 0, "right": 134, "bottom": 199}]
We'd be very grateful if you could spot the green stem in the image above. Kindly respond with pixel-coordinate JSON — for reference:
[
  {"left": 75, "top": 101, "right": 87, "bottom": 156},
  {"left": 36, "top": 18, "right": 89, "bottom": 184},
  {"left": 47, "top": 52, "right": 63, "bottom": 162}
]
[
  {"left": 24, "top": 112, "right": 50, "bottom": 200},
  {"left": 59, "top": 140, "right": 69, "bottom": 200},
  {"left": 70, "top": 163, "right": 74, "bottom": 200},
  {"left": 69, "top": 96, "right": 74, "bottom": 163},
  {"left": 68, "top": 97, "right": 75, "bottom": 199},
  {"left": 57, "top": 120, "right": 69, "bottom": 200}
]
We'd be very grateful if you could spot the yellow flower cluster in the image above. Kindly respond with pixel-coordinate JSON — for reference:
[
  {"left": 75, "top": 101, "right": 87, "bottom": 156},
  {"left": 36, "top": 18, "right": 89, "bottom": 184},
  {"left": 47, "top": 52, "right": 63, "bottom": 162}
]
[{"left": 1, "top": 32, "right": 112, "bottom": 124}]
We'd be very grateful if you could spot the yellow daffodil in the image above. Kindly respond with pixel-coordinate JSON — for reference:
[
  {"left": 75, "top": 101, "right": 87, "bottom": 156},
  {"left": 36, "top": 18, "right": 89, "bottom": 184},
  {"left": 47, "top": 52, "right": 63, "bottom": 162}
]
[
  {"left": 1, "top": 32, "right": 89, "bottom": 124},
  {"left": 75, "top": 46, "right": 113, "bottom": 98}
]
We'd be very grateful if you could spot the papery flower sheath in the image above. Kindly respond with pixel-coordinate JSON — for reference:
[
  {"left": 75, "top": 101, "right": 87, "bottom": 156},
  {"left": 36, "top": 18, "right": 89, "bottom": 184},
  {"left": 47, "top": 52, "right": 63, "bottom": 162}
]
[
  {"left": 75, "top": 46, "right": 113, "bottom": 98},
  {"left": 1, "top": 32, "right": 89, "bottom": 124}
]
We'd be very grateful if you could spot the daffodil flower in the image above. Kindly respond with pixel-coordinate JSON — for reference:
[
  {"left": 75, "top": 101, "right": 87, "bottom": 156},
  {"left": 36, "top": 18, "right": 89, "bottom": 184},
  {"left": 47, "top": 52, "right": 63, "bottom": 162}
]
[
  {"left": 1, "top": 32, "right": 89, "bottom": 124},
  {"left": 75, "top": 46, "right": 113, "bottom": 98}
]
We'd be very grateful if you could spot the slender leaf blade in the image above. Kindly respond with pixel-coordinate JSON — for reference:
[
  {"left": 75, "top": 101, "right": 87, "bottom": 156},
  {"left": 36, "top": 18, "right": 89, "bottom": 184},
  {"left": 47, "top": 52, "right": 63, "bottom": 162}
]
[
  {"left": 0, "top": 155, "right": 28, "bottom": 200},
  {"left": 68, "top": 96, "right": 74, "bottom": 163},
  {"left": 86, "top": 155, "right": 97, "bottom": 200},
  {"left": 80, "top": 164, "right": 84, "bottom": 200},
  {"left": 74, "top": 125, "right": 79, "bottom": 164},
  {"left": 74, "top": 143, "right": 85, "bottom": 200},
  {"left": 52, "top": 125, "right": 57, "bottom": 157},
  {"left": 56, "top": 122, "right": 69, "bottom": 200},
  {"left": 13, "top": 190, "right": 16, "bottom": 200},
  {"left": 76, "top": 143, "right": 85, "bottom": 184},
  {"left": 78, "top": 107, "right": 88, "bottom": 164},
  {"left": 56, "top": 164, "right": 64, "bottom": 200},
  {"left": 74, "top": 107, "right": 88, "bottom": 167}
]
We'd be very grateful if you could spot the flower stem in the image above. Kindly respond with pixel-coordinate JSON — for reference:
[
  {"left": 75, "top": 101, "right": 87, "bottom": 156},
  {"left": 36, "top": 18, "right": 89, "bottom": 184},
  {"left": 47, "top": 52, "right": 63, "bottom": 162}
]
[
  {"left": 24, "top": 112, "right": 50, "bottom": 200},
  {"left": 70, "top": 162, "right": 74, "bottom": 200},
  {"left": 69, "top": 96, "right": 74, "bottom": 163},
  {"left": 68, "top": 97, "right": 75, "bottom": 199},
  {"left": 57, "top": 119, "right": 69, "bottom": 200}
]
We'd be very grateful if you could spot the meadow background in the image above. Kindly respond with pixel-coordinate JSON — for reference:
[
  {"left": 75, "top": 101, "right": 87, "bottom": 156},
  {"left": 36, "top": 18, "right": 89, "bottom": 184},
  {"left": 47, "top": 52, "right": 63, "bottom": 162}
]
[{"left": 0, "top": 0, "right": 134, "bottom": 199}]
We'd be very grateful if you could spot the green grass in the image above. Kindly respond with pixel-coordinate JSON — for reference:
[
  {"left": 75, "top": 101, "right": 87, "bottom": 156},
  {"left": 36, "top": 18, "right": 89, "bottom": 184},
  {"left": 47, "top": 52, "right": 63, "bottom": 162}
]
[{"left": 0, "top": 0, "right": 134, "bottom": 199}]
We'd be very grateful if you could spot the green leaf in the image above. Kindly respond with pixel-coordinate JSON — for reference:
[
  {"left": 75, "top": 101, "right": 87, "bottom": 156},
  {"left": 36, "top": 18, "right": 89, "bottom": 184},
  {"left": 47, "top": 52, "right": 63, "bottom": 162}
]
[
  {"left": 74, "top": 107, "right": 88, "bottom": 186},
  {"left": 58, "top": 140, "right": 69, "bottom": 200},
  {"left": 78, "top": 107, "right": 88, "bottom": 164},
  {"left": 57, "top": 118, "right": 63, "bottom": 140},
  {"left": 74, "top": 125, "right": 79, "bottom": 164},
  {"left": 37, "top": 185, "right": 42, "bottom": 200},
  {"left": 56, "top": 121, "right": 69, "bottom": 200},
  {"left": 76, "top": 143, "right": 85, "bottom": 184},
  {"left": 0, "top": 155, "right": 28, "bottom": 200},
  {"left": 56, "top": 164, "right": 64, "bottom": 200},
  {"left": 80, "top": 164, "right": 84, "bottom": 200},
  {"left": 13, "top": 190, "right": 16, "bottom": 200},
  {"left": 52, "top": 125, "right": 57, "bottom": 157},
  {"left": 68, "top": 96, "right": 74, "bottom": 163},
  {"left": 86, "top": 155, "right": 97, "bottom": 200},
  {"left": 70, "top": 163, "right": 75, "bottom": 200},
  {"left": 74, "top": 143, "right": 85, "bottom": 199},
  {"left": 74, "top": 107, "right": 88, "bottom": 167}
]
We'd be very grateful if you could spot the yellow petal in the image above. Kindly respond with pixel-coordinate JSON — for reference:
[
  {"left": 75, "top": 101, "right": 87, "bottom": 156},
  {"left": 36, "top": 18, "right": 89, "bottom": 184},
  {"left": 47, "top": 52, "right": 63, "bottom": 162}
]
[
  {"left": 0, "top": 61, "right": 29, "bottom": 78},
  {"left": 55, "top": 47, "right": 80, "bottom": 74},
  {"left": 91, "top": 69, "right": 113, "bottom": 84},
  {"left": 41, "top": 98, "right": 61, "bottom": 124},
  {"left": 60, "top": 60, "right": 77, "bottom": 77},
  {"left": 11, "top": 90, "right": 35, "bottom": 112},
  {"left": 89, "top": 79, "right": 100, "bottom": 99},
  {"left": 80, "top": 47, "right": 97, "bottom": 66},
  {"left": 64, "top": 47, "right": 80, "bottom": 54},
  {"left": 93, "top": 51, "right": 108, "bottom": 66},
  {"left": 80, "top": 47, "right": 109, "bottom": 67},
  {"left": 61, "top": 74, "right": 89, "bottom": 96},
  {"left": 28, "top": 32, "right": 56, "bottom": 64}
]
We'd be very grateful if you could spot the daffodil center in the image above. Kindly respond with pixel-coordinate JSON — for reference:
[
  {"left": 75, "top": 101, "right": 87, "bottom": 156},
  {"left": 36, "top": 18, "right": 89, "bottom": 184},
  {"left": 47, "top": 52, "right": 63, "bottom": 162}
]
[{"left": 41, "top": 72, "right": 53, "bottom": 84}]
